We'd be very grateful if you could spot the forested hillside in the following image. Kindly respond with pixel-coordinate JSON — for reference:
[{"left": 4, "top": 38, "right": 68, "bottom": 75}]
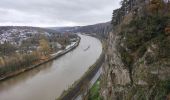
[{"left": 101, "top": 0, "right": 170, "bottom": 99}]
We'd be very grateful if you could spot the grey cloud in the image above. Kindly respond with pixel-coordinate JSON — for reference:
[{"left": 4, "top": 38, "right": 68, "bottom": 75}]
[{"left": 0, "top": 0, "right": 121, "bottom": 27}]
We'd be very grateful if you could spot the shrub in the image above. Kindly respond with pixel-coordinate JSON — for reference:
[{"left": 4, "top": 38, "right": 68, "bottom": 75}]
[{"left": 137, "top": 45, "right": 147, "bottom": 58}]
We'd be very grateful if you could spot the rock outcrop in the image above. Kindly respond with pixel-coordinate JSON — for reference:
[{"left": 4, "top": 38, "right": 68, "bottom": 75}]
[{"left": 101, "top": 0, "right": 170, "bottom": 99}]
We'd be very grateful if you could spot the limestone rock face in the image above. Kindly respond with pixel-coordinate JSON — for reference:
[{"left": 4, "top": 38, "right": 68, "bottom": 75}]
[
  {"left": 100, "top": 0, "right": 170, "bottom": 99},
  {"left": 101, "top": 32, "right": 131, "bottom": 100},
  {"left": 101, "top": 31, "right": 170, "bottom": 100}
]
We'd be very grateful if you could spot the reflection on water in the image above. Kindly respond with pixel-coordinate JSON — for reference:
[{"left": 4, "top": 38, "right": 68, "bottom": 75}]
[{"left": 0, "top": 34, "right": 102, "bottom": 100}]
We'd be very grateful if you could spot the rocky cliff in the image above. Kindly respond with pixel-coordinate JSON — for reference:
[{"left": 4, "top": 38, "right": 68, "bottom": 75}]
[{"left": 101, "top": 0, "right": 170, "bottom": 100}]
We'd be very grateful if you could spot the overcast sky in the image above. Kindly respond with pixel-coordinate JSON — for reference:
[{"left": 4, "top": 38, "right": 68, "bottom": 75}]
[{"left": 0, "top": 0, "right": 121, "bottom": 27}]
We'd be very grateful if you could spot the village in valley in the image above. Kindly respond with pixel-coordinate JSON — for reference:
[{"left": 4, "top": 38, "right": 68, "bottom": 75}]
[{"left": 0, "top": 26, "right": 78, "bottom": 75}]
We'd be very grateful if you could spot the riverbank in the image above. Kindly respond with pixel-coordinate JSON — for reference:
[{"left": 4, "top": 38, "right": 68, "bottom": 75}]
[
  {"left": 57, "top": 36, "right": 106, "bottom": 100},
  {"left": 0, "top": 36, "right": 81, "bottom": 81}
]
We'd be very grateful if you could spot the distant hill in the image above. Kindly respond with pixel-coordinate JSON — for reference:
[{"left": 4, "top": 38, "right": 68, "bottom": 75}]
[{"left": 48, "top": 21, "right": 112, "bottom": 38}]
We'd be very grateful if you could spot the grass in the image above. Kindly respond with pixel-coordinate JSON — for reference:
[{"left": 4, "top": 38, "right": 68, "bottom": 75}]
[{"left": 88, "top": 80, "right": 103, "bottom": 100}]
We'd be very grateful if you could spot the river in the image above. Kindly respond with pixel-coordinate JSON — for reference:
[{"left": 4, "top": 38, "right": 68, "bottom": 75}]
[{"left": 0, "top": 34, "right": 102, "bottom": 100}]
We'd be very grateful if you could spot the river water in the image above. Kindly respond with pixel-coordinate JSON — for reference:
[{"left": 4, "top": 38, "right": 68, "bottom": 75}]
[{"left": 0, "top": 34, "right": 102, "bottom": 100}]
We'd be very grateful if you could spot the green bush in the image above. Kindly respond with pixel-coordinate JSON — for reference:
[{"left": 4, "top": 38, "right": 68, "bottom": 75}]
[
  {"left": 118, "top": 46, "right": 133, "bottom": 67},
  {"left": 145, "top": 53, "right": 155, "bottom": 65},
  {"left": 137, "top": 45, "right": 147, "bottom": 58},
  {"left": 158, "top": 37, "right": 170, "bottom": 58},
  {"left": 88, "top": 80, "right": 103, "bottom": 100},
  {"left": 122, "top": 15, "right": 168, "bottom": 53},
  {"left": 150, "top": 80, "right": 170, "bottom": 100}
]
